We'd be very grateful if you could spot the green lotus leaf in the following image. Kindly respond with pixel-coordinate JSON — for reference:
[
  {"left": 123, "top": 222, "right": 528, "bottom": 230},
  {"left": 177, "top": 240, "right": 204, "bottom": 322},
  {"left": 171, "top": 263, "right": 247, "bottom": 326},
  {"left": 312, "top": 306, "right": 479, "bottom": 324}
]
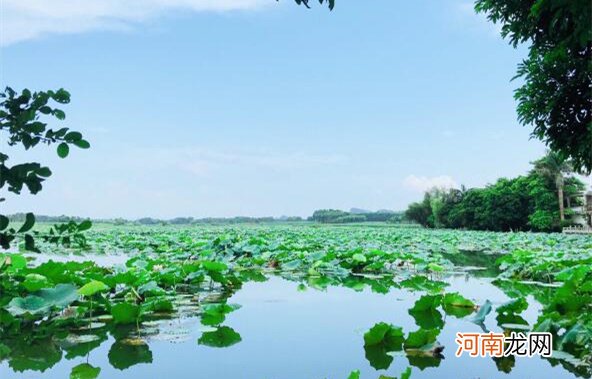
[
  {"left": 22, "top": 274, "right": 50, "bottom": 292},
  {"left": 111, "top": 302, "right": 140, "bottom": 324},
  {"left": 78, "top": 280, "right": 109, "bottom": 297}
]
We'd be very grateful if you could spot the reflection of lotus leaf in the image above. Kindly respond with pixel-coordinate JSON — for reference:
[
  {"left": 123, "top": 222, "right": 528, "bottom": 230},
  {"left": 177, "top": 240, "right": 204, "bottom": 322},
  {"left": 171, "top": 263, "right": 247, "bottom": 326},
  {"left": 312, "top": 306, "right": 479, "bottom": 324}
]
[
  {"left": 198, "top": 326, "right": 242, "bottom": 348},
  {"left": 8, "top": 338, "right": 62, "bottom": 373},
  {"left": 108, "top": 340, "right": 153, "bottom": 370},
  {"left": 409, "top": 308, "right": 444, "bottom": 330},
  {"left": 61, "top": 332, "right": 108, "bottom": 360},
  {"left": 406, "top": 354, "right": 442, "bottom": 370},
  {"left": 70, "top": 363, "right": 101, "bottom": 379},
  {"left": 494, "top": 355, "right": 515, "bottom": 373},
  {"left": 409, "top": 295, "right": 445, "bottom": 329},
  {"left": 362, "top": 323, "right": 404, "bottom": 370},
  {"left": 363, "top": 344, "right": 394, "bottom": 370}
]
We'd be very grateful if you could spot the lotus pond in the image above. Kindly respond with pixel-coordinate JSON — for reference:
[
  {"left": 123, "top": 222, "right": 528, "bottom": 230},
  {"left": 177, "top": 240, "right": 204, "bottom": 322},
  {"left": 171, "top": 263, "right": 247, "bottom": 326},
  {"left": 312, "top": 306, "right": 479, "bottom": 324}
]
[{"left": 0, "top": 224, "right": 591, "bottom": 379}]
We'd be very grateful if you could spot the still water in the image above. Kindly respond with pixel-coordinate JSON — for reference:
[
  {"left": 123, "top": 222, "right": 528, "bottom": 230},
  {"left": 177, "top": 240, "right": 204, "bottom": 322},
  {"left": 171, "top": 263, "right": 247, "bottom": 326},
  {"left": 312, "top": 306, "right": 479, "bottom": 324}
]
[{"left": 0, "top": 271, "right": 578, "bottom": 379}]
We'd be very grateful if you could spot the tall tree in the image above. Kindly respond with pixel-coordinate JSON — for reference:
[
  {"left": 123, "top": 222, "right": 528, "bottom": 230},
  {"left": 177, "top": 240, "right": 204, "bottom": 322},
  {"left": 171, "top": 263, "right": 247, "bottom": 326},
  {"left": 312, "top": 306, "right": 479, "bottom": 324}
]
[
  {"left": 531, "top": 151, "right": 573, "bottom": 222},
  {"left": 475, "top": 0, "right": 592, "bottom": 174}
]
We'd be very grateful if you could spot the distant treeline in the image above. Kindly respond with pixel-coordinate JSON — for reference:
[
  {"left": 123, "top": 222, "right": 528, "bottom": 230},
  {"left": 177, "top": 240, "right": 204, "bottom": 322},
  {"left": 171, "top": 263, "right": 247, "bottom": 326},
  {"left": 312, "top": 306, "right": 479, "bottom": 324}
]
[
  {"left": 134, "top": 216, "right": 304, "bottom": 225},
  {"left": 7, "top": 211, "right": 407, "bottom": 226},
  {"left": 6, "top": 214, "right": 304, "bottom": 225},
  {"left": 309, "top": 209, "right": 404, "bottom": 224},
  {"left": 6, "top": 214, "right": 87, "bottom": 223},
  {"left": 404, "top": 154, "right": 586, "bottom": 233}
]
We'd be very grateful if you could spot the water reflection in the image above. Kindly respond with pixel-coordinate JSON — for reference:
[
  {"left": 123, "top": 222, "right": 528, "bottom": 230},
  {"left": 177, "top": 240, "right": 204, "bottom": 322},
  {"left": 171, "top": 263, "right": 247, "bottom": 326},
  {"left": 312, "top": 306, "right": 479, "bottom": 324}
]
[{"left": 0, "top": 269, "right": 588, "bottom": 379}]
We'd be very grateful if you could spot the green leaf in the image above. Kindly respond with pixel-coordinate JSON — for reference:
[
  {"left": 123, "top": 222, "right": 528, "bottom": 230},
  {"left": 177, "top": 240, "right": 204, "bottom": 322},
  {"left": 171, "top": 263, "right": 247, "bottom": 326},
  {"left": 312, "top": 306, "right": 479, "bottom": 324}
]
[
  {"left": 201, "top": 303, "right": 241, "bottom": 326},
  {"left": 57, "top": 142, "right": 69, "bottom": 158},
  {"left": 36, "top": 167, "right": 52, "bottom": 177},
  {"left": 5, "top": 295, "right": 48, "bottom": 316},
  {"left": 427, "top": 262, "right": 444, "bottom": 272},
  {"left": 142, "top": 298, "right": 173, "bottom": 313},
  {"left": 8, "top": 254, "right": 27, "bottom": 270},
  {"left": 37, "top": 283, "right": 80, "bottom": 307},
  {"left": 5, "top": 284, "right": 78, "bottom": 316},
  {"left": 77, "top": 220, "right": 92, "bottom": 232},
  {"left": 347, "top": 370, "right": 360, "bottom": 379},
  {"left": 400, "top": 275, "right": 448, "bottom": 292},
  {"left": 70, "top": 363, "right": 101, "bottom": 379},
  {"left": 64, "top": 131, "right": 82, "bottom": 142},
  {"left": 53, "top": 109, "right": 66, "bottom": 120},
  {"left": 404, "top": 328, "right": 439, "bottom": 349},
  {"left": 409, "top": 295, "right": 444, "bottom": 330},
  {"left": 198, "top": 326, "right": 242, "bottom": 348},
  {"left": 410, "top": 294, "right": 442, "bottom": 313},
  {"left": 442, "top": 292, "right": 475, "bottom": 317},
  {"left": 443, "top": 292, "right": 474, "bottom": 308},
  {"left": 78, "top": 280, "right": 109, "bottom": 297},
  {"left": 137, "top": 281, "right": 164, "bottom": 295},
  {"left": 73, "top": 139, "right": 91, "bottom": 149},
  {"left": 17, "top": 213, "right": 35, "bottom": 233},
  {"left": 363, "top": 322, "right": 404, "bottom": 350},
  {"left": 352, "top": 253, "right": 367, "bottom": 263},
  {"left": 496, "top": 298, "right": 528, "bottom": 314},
  {"left": 23, "top": 273, "right": 50, "bottom": 292},
  {"left": 24, "top": 234, "right": 37, "bottom": 252},
  {"left": 0, "top": 215, "right": 9, "bottom": 230},
  {"left": 111, "top": 302, "right": 140, "bottom": 324},
  {"left": 202, "top": 261, "right": 228, "bottom": 272},
  {"left": 559, "top": 324, "right": 588, "bottom": 352},
  {"left": 53, "top": 88, "right": 71, "bottom": 103}
]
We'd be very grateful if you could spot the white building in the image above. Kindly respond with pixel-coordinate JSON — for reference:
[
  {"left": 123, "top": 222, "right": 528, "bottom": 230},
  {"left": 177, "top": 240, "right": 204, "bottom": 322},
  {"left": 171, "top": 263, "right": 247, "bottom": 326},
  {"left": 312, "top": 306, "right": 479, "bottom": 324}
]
[{"left": 570, "top": 190, "right": 592, "bottom": 227}]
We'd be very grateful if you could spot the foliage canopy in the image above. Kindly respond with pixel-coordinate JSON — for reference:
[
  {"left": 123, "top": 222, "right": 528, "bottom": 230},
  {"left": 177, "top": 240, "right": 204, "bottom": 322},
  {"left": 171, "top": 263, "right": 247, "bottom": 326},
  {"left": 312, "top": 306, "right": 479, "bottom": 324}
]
[{"left": 0, "top": 88, "right": 92, "bottom": 251}]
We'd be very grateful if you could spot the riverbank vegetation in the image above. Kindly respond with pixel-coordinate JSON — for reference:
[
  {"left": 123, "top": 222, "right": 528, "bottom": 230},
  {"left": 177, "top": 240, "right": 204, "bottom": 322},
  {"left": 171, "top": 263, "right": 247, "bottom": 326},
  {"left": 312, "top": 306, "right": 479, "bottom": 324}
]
[{"left": 405, "top": 152, "right": 586, "bottom": 232}]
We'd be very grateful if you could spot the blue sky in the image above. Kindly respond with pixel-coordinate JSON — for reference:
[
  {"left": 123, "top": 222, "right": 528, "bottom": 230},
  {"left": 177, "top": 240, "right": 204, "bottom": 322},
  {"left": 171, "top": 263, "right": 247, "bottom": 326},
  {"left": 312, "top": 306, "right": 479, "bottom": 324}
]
[{"left": 1, "top": 0, "right": 552, "bottom": 218}]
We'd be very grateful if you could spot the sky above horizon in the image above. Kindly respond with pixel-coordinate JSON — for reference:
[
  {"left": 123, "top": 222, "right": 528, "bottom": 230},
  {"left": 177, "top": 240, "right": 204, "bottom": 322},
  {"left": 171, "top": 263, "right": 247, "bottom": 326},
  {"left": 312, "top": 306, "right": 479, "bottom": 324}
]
[{"left": 0, "top": 0, "right": 568, "bottom": 219}]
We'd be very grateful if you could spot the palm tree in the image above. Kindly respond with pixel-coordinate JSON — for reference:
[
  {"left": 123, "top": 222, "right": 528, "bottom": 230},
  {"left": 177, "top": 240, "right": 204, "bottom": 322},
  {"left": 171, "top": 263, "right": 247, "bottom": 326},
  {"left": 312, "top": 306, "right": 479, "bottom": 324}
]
[{"left": 532, "top": 151, "right": 573, "bottom": 222}]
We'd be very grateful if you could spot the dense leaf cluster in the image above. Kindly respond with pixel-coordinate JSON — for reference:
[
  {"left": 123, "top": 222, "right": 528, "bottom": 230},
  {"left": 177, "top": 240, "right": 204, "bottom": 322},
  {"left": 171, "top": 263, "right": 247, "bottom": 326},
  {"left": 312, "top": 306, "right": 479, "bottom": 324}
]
[
  {"left": 0, "top": 88, "right": 92, "bottom": 251},
  {"left": 475, "top": 0, "right": 592, "bottom": 173},
  {"left": 0, "top": 224, "right": 590, "bottom": 376},
  {"left": 405, "top": 155, "right": 586, "bottom": 232}
]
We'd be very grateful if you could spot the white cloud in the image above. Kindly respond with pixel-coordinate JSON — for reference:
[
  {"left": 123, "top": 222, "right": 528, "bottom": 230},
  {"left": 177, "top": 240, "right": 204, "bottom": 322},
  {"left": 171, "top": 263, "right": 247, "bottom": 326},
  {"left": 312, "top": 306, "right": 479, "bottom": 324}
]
[
  {"left": 0, "top": 0, "right": 269, "bottom": 46},
  {"left": 402, "top": 175, "right": 458, "bottom": 193}
]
